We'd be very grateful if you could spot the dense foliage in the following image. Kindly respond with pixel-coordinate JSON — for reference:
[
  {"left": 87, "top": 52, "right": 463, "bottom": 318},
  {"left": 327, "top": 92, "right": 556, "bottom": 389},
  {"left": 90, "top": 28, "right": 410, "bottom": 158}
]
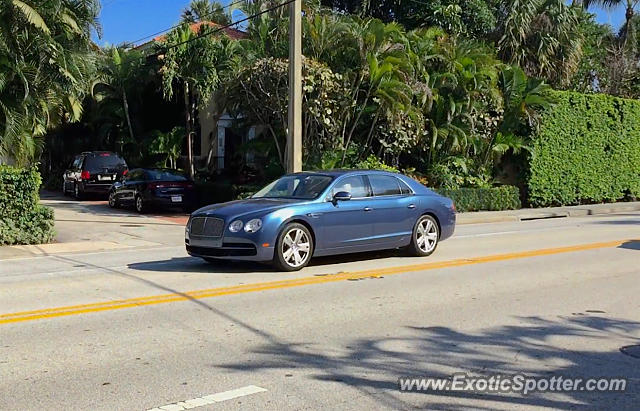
[
  {"left": 0, "top": 165, "right": 55, "bottom": 245},
  {"left": 528, "top": 91, "right": 640, "bottom": 206},
  {"left": 437, "top": 186, "right": 521, "bottom": 212}
]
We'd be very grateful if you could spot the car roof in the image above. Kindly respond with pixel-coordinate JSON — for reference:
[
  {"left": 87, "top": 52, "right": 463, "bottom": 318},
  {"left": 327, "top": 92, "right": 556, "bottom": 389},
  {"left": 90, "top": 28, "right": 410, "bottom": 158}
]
[
  {"left": 288, "top": 169, "right": 399, "bottom": 177},
  {"left": 81, "top": 151, "right": 119, "bottom": 157},
  {"left": 139, "top": 168, "right": 183, "bottom": 172}
]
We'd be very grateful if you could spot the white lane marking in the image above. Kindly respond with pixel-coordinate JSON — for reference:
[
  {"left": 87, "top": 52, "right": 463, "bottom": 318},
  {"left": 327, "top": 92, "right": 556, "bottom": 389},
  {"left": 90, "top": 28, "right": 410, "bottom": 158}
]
[{"left": 147, "top": 385, "right": 267, "bottom": 411}]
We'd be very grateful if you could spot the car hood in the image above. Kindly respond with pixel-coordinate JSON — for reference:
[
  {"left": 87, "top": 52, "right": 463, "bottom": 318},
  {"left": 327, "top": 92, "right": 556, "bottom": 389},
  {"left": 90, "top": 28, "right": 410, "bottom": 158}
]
[{"left": 194, "top": 198, "right": 303, "bottom": 219}]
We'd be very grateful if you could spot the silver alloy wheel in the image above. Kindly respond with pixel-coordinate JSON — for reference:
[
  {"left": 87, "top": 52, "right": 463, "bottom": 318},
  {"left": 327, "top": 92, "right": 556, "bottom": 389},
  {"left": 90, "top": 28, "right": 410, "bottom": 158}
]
[
  {"left": 416, "top": 218, "right": 438, "bottom": 253},
  {"left": 136, "top": 196, "right": 143, "bottom": 212},
  {"left": 74, "top": 184, "right": 79, "bottom": 198},
  {"left": 281, "top": 228, "right": 311, "bottom": 268},
  {"left": 108, "top": 191, "right": 116, "bottom": 207}
]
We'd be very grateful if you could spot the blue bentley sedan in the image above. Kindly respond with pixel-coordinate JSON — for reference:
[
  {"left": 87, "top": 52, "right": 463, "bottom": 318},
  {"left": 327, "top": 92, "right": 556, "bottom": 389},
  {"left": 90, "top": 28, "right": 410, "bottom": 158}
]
[{"left": 185, "top": 170, "right": 456, "bottom": 271}]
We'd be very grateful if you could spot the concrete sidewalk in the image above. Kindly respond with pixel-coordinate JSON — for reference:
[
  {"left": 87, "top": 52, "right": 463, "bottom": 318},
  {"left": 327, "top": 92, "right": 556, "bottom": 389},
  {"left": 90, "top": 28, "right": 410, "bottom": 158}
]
[{"left": 457, "top": 201, "right": 640, "bottom": 224}]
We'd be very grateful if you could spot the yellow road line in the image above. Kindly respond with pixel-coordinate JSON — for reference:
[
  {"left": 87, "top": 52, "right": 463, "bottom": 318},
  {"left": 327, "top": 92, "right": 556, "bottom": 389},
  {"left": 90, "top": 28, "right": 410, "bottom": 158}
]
[{"left": 1, "top": 239, "right": 633, "bottom": 325}]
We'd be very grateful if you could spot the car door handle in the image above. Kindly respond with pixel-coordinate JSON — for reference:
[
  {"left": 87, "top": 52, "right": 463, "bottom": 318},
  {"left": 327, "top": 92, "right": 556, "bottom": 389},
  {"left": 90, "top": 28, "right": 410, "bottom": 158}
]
[
  {"left": 363, "top": 207, "right": 373, "bottom": 212},
  {"left": 408, "top": 204, "right": 416, "bottom": 209}
]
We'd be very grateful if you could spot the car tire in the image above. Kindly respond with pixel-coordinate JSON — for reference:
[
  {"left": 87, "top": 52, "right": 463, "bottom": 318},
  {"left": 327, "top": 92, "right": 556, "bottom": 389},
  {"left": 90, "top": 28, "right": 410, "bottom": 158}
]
[
  {"left": 108, "top": 190, "right": 119, "bottom": 208},
  {"left": 135, "top": 195, "right": 146, "bottom": 213},
  {"left": 408, "top": 215, "right": 439, "bottom": 257},
  {"left": 62, "top": 181, "right": 69, "bottom": 196},
  {"left": 273, "top": 223, "right": 314, "bottom": 271},
  {"left": 74, "top": 183, "right": 84, "bottom": 200}
]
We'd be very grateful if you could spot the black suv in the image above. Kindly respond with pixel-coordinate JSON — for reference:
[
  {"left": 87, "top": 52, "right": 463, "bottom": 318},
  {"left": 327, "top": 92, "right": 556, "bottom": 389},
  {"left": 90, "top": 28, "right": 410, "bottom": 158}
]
[{"left": 63, "top": 151, "right": 128, "bottom": 199}]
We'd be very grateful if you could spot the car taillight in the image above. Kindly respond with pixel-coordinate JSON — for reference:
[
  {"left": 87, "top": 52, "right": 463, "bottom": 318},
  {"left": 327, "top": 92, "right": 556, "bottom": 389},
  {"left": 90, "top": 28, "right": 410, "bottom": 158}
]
[
  {"left": 149, "top": 182, "right": 166, "bottom": 189},
  {"left": 122, "top": 169, "right": 128, "bottom": 176},
  {"left": 451, "top": 202, "right": 456, "bottom": 212},
  {"left": 81, "top": 171, "right": 90, "bottom": 180}
]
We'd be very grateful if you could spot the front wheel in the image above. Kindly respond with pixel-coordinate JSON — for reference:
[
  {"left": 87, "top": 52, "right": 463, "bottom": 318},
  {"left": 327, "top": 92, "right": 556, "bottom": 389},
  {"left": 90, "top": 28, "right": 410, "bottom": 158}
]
[
  {"left": 108, "top": 191, "right": 119, "bottom": 208},
  {"left": 408, "top": 215, "right": 439, "bottom": 257},
  {"left": 273, "top": 223, "right": 314, "bottom": 271}
]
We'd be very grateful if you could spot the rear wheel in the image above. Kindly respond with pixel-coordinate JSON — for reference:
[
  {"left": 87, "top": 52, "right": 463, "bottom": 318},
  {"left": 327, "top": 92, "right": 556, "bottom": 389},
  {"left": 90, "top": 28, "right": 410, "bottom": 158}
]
[
  {"left": 408, "top": 215, "right": 439, "bottom": 257},
  {"left": 273, "top": 223, "right": 313, "bottom": 271},
  {"left": 62, "top": 181, "right": 69, "bottom": 196},
  {"left": 135, "top": 195, "right": 146, "bottom": 213},
  {"left": 74, "top": 183, "right": 84, "bottom": 200}
]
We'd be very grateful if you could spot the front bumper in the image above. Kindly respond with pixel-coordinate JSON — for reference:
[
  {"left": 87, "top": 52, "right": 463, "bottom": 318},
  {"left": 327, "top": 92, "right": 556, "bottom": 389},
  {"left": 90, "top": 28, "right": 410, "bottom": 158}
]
[{"left": 186, "top": 218, "right": 276, "bottom": 262}]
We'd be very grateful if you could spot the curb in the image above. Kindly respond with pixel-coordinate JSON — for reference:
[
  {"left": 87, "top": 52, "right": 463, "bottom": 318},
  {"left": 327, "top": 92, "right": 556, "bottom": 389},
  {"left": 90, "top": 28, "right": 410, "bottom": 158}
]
[{"left": 457, "top": 202, "right": 640, "bottom": 225}]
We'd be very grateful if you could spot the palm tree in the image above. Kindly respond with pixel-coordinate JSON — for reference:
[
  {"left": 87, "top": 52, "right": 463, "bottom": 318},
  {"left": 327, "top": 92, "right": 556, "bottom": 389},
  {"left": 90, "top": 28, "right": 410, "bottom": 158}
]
[
  {"left": 181, "top": 0, "right": 231, "bottom": 25},
  {"left": 0, "top": 0, "right": 100, "bottom": 165},
  {"left": 581, "top": 1, "right": 639, "bottom": 41},
  {"left": 93, "top": 47, "right": 144, "bottom": 145},
  {"left": 498, "top": 0, "right": 583, "bottom": 87},
  {"left": 159, "top": 24, "right": 236, "bottom": 177}
]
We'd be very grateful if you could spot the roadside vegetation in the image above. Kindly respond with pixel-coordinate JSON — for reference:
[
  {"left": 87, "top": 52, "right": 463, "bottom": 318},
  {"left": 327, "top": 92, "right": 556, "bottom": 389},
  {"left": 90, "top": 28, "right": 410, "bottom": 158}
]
[{"left": 2, "top": 0, "right": 640, "bottom": 244}]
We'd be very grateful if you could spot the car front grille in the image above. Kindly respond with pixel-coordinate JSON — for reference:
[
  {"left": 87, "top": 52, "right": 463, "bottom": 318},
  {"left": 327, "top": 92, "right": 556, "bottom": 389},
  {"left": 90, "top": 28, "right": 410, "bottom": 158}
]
[{"left": 190, "top": 216, "right": 224, "bottom": 237}]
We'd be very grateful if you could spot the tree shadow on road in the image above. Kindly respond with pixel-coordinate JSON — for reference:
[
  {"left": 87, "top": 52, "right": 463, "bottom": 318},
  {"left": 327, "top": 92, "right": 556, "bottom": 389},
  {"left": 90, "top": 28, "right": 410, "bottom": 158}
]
[{"left": 215, "top": 315, "right": 640, "bottom": 410}]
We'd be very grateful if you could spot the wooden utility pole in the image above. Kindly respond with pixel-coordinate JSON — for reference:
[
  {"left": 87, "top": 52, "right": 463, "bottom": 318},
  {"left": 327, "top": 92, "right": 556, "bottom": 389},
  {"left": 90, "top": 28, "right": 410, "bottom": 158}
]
[{"left": 287, "top": 0, "right": 303, "bottom": 173}]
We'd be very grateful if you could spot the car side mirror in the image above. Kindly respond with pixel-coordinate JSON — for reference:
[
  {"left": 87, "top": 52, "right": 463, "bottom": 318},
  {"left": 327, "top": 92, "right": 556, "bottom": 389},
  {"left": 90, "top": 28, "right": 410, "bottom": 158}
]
[{"left": 332, "top": 191, "right": 352, "bottom": 204}]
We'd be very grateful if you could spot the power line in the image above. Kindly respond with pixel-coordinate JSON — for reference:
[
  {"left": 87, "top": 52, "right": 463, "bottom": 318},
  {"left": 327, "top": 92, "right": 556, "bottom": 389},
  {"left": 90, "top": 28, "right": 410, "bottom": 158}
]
[
  {"left": 159, "top": 0, "right": 295, "bottom": 52},
  {"left": 129, "top": 0, "right": 247, "bottom": 46}
]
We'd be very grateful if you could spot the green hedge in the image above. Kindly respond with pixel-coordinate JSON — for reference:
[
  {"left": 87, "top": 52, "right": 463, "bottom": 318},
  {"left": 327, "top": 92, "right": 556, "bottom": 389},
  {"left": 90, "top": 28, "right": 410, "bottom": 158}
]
[
  {"left": 437, "top": 186, "right": 521, "bottom": 212},
  {"left": 0, "top": 165, "right": 55, "bottom": 245},
  {"left": 528, "top": 91, "right": 640, "bottom": 207}
]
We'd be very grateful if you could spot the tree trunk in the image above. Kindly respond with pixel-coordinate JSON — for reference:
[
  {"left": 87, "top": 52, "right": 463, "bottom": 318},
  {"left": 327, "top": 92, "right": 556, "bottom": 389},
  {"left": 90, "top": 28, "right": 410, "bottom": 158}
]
[
  {"left": 184, "top": 83, "right": 194, "bottom": 179},
  {"left": 624, "top": 4, "right": 635, "bottom": 45},
  {"left": 122, "top": 89, "right": 134, "bottom": 145}
]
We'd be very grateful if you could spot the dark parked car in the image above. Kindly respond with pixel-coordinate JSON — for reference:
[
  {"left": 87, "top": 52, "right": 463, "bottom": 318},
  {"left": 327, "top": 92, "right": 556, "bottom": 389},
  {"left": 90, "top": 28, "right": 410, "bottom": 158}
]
[
  {"left": 108, "top": 168, "right": 195, "bottom": 213},
  {"left": 63, "top": 151, "right": 128, "bottom": 199},
  {"left": 185, "top": 170, "right": 456, "bottom": 271}
]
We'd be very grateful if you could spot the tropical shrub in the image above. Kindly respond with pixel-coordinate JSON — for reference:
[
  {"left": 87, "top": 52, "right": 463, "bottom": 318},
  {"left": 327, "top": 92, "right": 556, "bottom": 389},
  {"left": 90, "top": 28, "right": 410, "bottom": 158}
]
[
  {"left": 528, "top": 91, "right": 640, "bottom": 206},
  {"left": 437, "top": 186, "right": 521, "bottom": 212},
  {"left": 0, "top": 165, "right": 55, "bottom": 245},
  {"left": 355, "top": 155, "right": 399, "bottom": 172}
]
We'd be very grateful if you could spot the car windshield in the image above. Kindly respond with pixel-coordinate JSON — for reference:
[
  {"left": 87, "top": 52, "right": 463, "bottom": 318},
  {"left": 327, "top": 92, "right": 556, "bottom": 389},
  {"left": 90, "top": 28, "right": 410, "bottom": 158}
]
[
  {"left": 146, "top": 169, "right": 188, "bottom": 181},
  {"left": 85, "top": 154, "right": 126, "bottom": 170},
  {"left": 252, "top": 175, "right": 333, "bottom": 200}
]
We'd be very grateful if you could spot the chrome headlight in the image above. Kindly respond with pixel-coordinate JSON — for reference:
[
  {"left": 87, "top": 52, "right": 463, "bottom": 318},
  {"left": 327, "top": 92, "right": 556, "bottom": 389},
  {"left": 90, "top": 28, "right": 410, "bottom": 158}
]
[
  {"left": 244, "top": 218, "right": 262, "bottom": 233},
  {"left": 229, "top": 220, "right": 243, "bottom": 233}
]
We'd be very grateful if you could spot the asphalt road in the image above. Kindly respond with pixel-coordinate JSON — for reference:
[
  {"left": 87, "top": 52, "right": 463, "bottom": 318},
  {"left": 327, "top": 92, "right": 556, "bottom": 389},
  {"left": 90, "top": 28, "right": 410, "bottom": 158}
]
[{"left": 1, "top": 206, "right": 639, "bottom": 410}]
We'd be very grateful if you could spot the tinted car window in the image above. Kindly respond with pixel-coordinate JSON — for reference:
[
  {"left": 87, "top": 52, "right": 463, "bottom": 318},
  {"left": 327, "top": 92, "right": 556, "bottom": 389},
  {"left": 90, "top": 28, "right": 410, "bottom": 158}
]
[
  {"left": 146, "top": 170, "right": 188, "bottom": 181},
  {"left": 331, "top": 176, "right": 369, "bottom": 198},
  {"left": 369, "top": 175, "right": 401, "bottom": 196},
  {"left": 84, "top": 154, "right": 126, "bottom": 171},
  {"left": 253, "top": 175, "right": 333, "bottom": 200},
  {"left": 129, "top": 170, "right": 145, "bottom": 180},
  {"left": 399, "top": 180, "right": 413, "bottom": 195},
  {"left": 72, "top": 156, "right": 82, "bottom": 170}
]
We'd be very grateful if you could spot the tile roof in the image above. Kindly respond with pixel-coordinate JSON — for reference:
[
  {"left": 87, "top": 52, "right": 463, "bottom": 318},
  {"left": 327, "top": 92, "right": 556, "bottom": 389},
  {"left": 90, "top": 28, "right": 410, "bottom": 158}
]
[{"left": 154, "top": 21, "right": 247, "bottom": 42}]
